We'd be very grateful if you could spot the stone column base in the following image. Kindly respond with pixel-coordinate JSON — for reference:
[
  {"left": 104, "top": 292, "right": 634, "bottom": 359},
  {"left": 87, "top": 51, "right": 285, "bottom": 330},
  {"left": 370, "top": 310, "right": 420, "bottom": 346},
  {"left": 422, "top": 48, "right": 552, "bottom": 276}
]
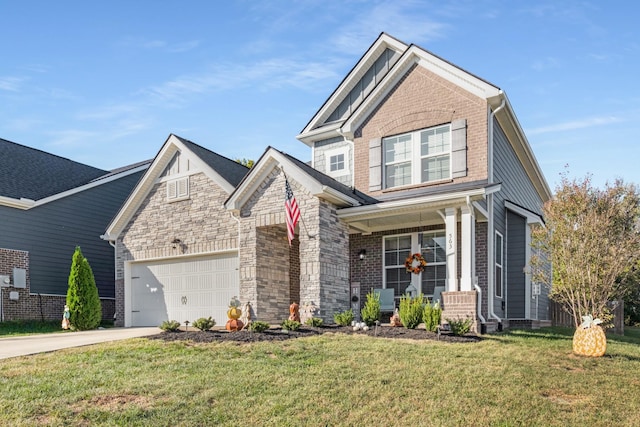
[{"left": 441, "top": 291, "right": 479, "bottom": 334}]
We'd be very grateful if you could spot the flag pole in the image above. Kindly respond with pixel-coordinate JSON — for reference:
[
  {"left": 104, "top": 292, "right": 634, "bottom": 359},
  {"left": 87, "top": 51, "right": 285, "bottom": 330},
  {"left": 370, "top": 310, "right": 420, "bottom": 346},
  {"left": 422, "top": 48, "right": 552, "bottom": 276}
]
[{"left": 280, "top": 166, "right": 313, "bottom": 239}]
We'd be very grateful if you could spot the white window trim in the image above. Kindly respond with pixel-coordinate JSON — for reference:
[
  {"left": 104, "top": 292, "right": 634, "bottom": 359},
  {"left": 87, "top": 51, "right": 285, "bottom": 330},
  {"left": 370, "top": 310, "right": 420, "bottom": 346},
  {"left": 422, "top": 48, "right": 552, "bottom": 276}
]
[
  {"left": 383, "top": 123, "right": 452, "bottom": 189},
  {"left": 325, "top": 146, "right": 350, "bottom": 178},
  {"left": 495, "top": 231, "right": 504, "bottom": 299},
  {"left": 382, "top": 230, "right": 446, "bottom": 299}
]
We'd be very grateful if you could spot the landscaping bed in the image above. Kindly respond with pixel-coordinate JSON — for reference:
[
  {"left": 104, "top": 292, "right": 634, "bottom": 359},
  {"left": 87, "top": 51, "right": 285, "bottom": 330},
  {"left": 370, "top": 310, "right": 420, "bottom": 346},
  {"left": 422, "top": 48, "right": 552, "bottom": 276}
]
[{"left": 150, "top": 324, "right": 482, "bottom": 343}]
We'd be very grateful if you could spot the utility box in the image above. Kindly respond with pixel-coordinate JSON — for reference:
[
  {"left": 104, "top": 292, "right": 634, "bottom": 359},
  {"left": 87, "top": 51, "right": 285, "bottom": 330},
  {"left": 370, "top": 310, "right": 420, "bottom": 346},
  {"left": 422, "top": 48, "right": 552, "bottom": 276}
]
[
  {"left": 9, "top": 291, "right": 19, "bottom": 300},
  {"left": 0, "top": 275, "right": 9, "bottom": 287},
  {"left": 13, "top": 268, "right": 26, "bottom": 289}
]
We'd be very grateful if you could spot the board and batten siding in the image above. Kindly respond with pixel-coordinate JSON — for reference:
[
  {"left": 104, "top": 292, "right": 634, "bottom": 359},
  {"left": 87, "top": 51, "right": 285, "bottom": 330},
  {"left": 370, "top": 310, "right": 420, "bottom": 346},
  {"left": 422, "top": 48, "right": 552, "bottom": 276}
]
[
  {"left": 492, "top": 118, "right": 548, "bottom": 320},
  {"left": 0, "top": 171, "right": 143, "bottom": 298}
]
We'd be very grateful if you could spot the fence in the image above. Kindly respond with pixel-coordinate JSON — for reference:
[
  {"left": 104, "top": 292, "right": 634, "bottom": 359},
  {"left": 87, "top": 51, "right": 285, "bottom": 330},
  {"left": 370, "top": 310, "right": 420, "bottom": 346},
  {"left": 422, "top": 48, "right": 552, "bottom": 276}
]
[{"left": 550, "top": 300, "right": 625, "bottom": 335}]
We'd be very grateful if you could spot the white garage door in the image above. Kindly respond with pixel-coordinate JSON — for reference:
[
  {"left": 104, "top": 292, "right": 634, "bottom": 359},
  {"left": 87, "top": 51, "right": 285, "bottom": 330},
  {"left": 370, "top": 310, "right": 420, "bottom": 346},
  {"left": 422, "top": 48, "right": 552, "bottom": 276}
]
[{"left": 130, "top": 253, "right": 238, "bottom": 327}]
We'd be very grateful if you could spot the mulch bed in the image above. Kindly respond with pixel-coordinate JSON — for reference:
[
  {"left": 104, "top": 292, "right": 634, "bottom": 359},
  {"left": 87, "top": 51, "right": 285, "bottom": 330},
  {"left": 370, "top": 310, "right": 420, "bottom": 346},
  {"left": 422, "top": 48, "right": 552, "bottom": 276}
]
[{"left": 149, "top": 325, "right": 482, "bottom": 344}]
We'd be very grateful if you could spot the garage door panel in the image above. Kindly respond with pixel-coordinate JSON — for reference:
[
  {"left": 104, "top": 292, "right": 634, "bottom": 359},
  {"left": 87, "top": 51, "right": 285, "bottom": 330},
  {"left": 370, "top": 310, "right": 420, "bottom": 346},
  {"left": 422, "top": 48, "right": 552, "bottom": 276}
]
[{"left": 130, "top": 254, "right": 239, "bottom": 327}]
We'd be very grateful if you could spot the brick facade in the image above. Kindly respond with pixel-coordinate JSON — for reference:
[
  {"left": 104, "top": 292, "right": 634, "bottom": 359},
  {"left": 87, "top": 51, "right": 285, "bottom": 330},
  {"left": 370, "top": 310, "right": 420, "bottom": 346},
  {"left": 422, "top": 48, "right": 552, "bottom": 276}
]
[
  {"left": 1, "top": 247, "right": 115, "bottom": 322},
  {"left": 354, "top": 64, "right": 488, "bottom": 197},
  {"left": 441, "top": 291, "right": 479, "bottom": 333}
]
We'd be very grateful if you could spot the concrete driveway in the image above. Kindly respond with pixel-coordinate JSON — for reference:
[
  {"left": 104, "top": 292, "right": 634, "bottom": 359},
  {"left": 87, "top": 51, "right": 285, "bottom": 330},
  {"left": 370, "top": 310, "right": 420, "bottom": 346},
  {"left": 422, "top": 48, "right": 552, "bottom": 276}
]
[{"left": 0, "top": 327, "right": 161, "bottom": 360}]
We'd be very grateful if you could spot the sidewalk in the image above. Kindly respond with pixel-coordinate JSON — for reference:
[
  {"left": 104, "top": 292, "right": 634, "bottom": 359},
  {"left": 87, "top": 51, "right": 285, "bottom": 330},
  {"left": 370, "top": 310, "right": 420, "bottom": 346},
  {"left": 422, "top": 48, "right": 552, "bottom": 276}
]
[{"left": 0, "top": 327, "right": 161, "bottom": 360}]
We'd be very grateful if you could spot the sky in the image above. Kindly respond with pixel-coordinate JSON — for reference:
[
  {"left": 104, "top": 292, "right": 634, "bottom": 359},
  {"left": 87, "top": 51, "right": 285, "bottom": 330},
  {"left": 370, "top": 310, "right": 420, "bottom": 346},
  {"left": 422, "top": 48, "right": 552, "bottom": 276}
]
[{"left": 1, "top": 0, "right": 639, "bottom": 191}]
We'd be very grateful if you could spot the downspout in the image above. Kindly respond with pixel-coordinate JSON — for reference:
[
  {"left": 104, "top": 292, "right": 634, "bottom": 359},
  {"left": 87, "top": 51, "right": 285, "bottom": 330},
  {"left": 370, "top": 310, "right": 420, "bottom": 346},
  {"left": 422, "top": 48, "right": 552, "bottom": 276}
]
[
  {"left": 488, "top": 97, "right": 506, "bottom": 324},
  {"left": 467, "top": 195, "right": 486, "bottom": 324},
  {"left": 336, "top": 128, "right": 356, "bottom": 188}
]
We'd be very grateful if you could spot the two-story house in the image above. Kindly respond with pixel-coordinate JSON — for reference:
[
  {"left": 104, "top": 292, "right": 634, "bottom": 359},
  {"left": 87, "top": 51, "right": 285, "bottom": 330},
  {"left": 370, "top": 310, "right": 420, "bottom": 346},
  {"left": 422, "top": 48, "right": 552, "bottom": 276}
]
[
  {"left": 0, "top": 138, "right": 148, "bottom": 322},
  {"left": 105, "top": 33, "right": 551, "bottom": 332}
]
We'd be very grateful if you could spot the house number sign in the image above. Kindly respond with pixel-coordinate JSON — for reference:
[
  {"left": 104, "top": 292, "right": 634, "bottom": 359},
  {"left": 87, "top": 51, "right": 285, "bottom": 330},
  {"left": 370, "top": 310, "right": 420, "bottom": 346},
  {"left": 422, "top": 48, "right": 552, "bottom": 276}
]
[
  {"left": 181, "top": 296, "right": 188, "bottom": 305},
  {"left": 447, "top": 233, "right": 454, "bottom": 254}
]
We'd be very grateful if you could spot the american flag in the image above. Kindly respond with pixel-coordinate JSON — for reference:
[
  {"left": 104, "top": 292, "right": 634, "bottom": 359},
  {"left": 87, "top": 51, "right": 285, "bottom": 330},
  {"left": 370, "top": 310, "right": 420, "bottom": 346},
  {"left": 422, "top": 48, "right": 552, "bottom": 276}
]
[{"left": 285, "top": 179, "right": 300, "bottom": 245}]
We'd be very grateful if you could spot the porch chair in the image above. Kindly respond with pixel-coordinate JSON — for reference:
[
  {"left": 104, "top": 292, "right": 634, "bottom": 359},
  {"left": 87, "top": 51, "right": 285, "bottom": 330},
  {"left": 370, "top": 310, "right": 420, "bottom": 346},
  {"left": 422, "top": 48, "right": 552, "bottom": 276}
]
[{"left": 373, "top": 288, "right": 395, "bottom": 313}]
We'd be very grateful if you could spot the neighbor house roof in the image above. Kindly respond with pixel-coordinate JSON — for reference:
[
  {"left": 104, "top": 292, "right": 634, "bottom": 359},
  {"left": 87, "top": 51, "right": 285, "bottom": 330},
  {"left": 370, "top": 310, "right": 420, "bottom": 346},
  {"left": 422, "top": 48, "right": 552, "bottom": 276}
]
[{"left": 0, "top": 137, "right": 108, "bottom": 200}]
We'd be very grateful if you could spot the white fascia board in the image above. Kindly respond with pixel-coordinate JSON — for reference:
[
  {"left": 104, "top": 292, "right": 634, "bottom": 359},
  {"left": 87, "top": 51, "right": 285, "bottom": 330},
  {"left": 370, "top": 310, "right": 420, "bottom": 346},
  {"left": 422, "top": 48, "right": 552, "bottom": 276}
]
[
  {"left": 342, "top": 46, "right": 501, "bottom": 136},
  {"left": 296, "top": 122, "right": 342, "bottom": 146},
  {"left": 504, "top": 201, "right": 544, "bottom": 225},
  {"left": 225, "top": 148, "right": 359, "bottom": 211},
  {"left": 103, "top": 137, "right": 181, "bottom": 240},
  {"left": 338, "top": 187, "right": 492, "bottom": 221},
  {"left": 0, "top": 196, "right": 35, "bottom": 210},
  {"left": 491, "top": 94, "right": 552, "bottom": 202},
  {"left": 299, "top": 34, "right": 408, "bottom": 137},
  {"left": 0, "top": 163, "right": 149, "bottom": 211}
]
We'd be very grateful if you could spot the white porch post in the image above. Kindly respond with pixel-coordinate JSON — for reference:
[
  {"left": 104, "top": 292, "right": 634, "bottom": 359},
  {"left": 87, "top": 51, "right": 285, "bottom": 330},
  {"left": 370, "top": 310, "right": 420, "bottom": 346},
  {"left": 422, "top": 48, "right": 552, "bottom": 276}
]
[
  {"left": 460, "top": 205, "right": 474, "bottom": 291},
  {"left": 444, "top": 207, "right": 458, "bottom": 292}
]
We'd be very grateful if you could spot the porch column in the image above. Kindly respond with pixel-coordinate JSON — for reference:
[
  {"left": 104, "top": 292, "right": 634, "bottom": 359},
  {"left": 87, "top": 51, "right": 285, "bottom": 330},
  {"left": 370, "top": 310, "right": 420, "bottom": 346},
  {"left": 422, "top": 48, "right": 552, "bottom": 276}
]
[
  {"left": 444, "top": 207, "right": 458, "bottom": 292},
  {"left": 460, "top": 205, "right": 474, "bottom": 291}
]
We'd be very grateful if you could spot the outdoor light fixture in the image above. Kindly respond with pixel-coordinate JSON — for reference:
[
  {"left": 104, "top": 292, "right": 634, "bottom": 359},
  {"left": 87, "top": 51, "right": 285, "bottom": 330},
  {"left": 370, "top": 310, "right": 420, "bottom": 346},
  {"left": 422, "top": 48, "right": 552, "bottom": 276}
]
[
  {"left": 358, "top": 249, "right": 366, "bottom": 260},
  {"left": 171, "top": 238, "right": 182, "bottom": 249}
]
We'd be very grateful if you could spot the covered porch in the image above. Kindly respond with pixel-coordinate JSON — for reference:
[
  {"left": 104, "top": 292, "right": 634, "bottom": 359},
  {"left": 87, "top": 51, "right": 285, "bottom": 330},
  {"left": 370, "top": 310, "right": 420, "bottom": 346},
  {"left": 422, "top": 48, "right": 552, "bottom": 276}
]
[{"left": 339, "top": 183, "right": 500, "bottom": 333}]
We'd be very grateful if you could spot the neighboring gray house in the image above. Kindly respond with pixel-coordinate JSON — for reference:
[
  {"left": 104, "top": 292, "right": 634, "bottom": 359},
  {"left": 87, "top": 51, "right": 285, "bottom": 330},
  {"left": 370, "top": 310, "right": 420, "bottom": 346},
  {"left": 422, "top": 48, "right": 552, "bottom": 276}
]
[
  {"left": 105, "top": 33, "right": 551, "bottom": 332},
  {"left": 0, "top": 137, "right": 148, "bottom": 322}
]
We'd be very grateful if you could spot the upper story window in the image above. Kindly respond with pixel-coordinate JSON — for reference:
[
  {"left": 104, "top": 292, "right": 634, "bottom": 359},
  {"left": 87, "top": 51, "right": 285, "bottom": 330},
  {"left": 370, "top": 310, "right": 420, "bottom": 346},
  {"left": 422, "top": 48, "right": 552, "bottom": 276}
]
[
  {"left": 383, "top": 124, "right": 451, "bottom": 189},
  {"left": 495, "top": 231, "right": 504, "bottom": 298},
  {"left": 324, "top": 146, "right": 350, "bottom": 178}
]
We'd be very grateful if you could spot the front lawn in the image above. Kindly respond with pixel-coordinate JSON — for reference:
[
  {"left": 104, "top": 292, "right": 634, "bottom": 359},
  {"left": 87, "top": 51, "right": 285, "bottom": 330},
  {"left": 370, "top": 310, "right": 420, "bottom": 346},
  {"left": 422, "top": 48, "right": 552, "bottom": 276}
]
[
  {"left": 0, "top": 320, "right": 63, "bottom": 336},
  {"left": 0, "top": 327, "right": 639, "bottom": 426}
]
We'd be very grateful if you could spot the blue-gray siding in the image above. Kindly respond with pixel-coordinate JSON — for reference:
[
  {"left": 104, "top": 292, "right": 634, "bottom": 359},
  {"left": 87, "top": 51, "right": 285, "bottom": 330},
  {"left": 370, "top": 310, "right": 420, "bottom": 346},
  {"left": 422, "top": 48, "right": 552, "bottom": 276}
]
[
  {"left": 506, "top": 210, "right": 526, "bottom": 318},
  {"left": 492, "top": 118, "right": 545, "bottom": 319},
  {"left": 0, "top": 171, "right": 143, "bottom": 298}
]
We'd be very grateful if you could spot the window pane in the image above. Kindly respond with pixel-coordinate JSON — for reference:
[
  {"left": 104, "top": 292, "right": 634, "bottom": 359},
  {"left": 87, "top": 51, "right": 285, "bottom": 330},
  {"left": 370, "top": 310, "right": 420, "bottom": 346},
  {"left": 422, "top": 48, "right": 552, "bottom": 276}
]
[
  {"left": 384, "top": 134, "right": 411, "bottom": 163},
  {"left": 330, "top": 153, "right": 345, "bottom": 172},
  {"left": 496, "top": 234, "right": 503, "bottom": 264},
  {"left": 386, "top": 162, "right": 411, "bottom": 188},
  {"left": 496, "top": 265, "right": 503, "bottom": 297},
  {"left": 421, "top": 154, "right": 450, "bottom": 182},
  {"left": 420, "top": 126, "right": 450, "bottom": 156},
  {"left": 398, "top": 235, "right": 411, "bottom": 249}
]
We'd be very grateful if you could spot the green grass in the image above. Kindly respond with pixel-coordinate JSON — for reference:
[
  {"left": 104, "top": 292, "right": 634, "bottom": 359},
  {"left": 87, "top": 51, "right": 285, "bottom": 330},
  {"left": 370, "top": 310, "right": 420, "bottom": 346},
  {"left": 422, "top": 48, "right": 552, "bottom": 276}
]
[
  {"left": 0, "top": 320, "right": 64, "bottom": 336},
  {"left": 0, "top": 327, "right": 639, "bottom": 426},
  {"left": 0, "top": 319, "right": 115, "bottom": 336}
]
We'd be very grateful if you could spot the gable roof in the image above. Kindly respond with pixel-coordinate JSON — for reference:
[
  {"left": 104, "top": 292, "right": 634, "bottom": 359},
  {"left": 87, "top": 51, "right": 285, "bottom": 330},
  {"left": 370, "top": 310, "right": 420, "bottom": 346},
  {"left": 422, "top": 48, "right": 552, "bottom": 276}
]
[
  {"left": 297, "top": 32, "right": 551, "bottom": 202},
  {"left": 225, "top": 146, "right": 376, "bottom": 212},
  {"left": 0, "top": 137, "right": 108, "bottom": 200},
  {"left": 103, "top": 134, "right": 249, "bottom": 240}
]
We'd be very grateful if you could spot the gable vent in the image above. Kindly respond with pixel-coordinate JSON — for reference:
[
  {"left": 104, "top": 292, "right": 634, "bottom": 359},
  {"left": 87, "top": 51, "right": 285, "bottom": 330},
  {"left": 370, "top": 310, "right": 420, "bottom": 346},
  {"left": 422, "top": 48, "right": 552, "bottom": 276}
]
[{"left": 167, "top": 176, "right": 190, "bottom": 201}]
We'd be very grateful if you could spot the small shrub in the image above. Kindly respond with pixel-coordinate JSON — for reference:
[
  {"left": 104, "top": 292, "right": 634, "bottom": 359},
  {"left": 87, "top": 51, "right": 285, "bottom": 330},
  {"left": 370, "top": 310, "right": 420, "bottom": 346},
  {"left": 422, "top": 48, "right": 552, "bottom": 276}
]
[
  {"left": 248, "top": 321, "right": 270, "bottom": 333},
  {"left": 423, "top": 300, "right": 442, "bottom": 332},
  {"left": 446, "top": 317, "right": 473, "bottom": 336},
  {"left": 305, "top": 317, "right": 324, "bottom": 327},
  {"left": 399, "top": 293, "right": 424, "bottom": 329},
  {"left": 281, "top": 319, "right": 301, "bottom": 331},
  {"left": 160, "top": 320, "right": 181, "bottom": 332},
  {"left": 361, "top": 291, "right": 381, "bottom": 327},
  {"left": 334, "top": 309, "right": 354, "bottom": 326},
  {"left": 192, "top": 317, "right": 216, "bottom": 331}
]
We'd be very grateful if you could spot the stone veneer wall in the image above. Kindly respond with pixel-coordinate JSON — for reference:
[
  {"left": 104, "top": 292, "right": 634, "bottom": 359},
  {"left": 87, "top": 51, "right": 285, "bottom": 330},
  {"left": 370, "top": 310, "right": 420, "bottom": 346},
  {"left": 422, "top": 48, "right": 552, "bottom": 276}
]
[
  {"left": 114, "top": 172, "right": 239, "bottom": 326},
  {"left": 1, "top": 247, "right": 115, "bottom": 322},
  {"left": 239, "top": 167, "right": 350, "bottom": 323}
]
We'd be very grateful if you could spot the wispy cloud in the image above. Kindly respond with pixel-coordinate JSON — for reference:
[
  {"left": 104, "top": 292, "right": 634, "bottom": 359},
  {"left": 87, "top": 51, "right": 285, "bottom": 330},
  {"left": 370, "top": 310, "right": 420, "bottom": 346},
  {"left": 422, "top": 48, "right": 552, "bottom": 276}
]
[
  {"left": 142, "top": 58, "right": 341, "bottom": 103},
  {"left": 527, "top": 115, "right": 622, "bottom": 135},
  {"left": 48, "top": 129, "right": 98, "bottom": 148},
  {"left": 117, "top": 37, "right": 200, "bottom": 53},
  {"left": 0, "top": 76, "right": 26, "bottom": 92}
]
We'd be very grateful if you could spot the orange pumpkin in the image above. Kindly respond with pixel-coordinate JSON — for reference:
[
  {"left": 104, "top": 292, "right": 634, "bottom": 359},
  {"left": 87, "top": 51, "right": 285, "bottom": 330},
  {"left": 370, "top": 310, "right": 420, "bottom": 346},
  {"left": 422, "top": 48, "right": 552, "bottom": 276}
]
[{"left": 225, "top": 318, "right": 244, "bottom": 332}]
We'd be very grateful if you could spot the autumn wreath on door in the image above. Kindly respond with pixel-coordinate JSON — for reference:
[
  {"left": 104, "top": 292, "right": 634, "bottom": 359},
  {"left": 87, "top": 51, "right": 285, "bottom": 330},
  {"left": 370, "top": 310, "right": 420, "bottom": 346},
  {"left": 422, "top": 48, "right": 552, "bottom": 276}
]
[{"left": 405, "top": 253, "right": 427, "bottom": 274}]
